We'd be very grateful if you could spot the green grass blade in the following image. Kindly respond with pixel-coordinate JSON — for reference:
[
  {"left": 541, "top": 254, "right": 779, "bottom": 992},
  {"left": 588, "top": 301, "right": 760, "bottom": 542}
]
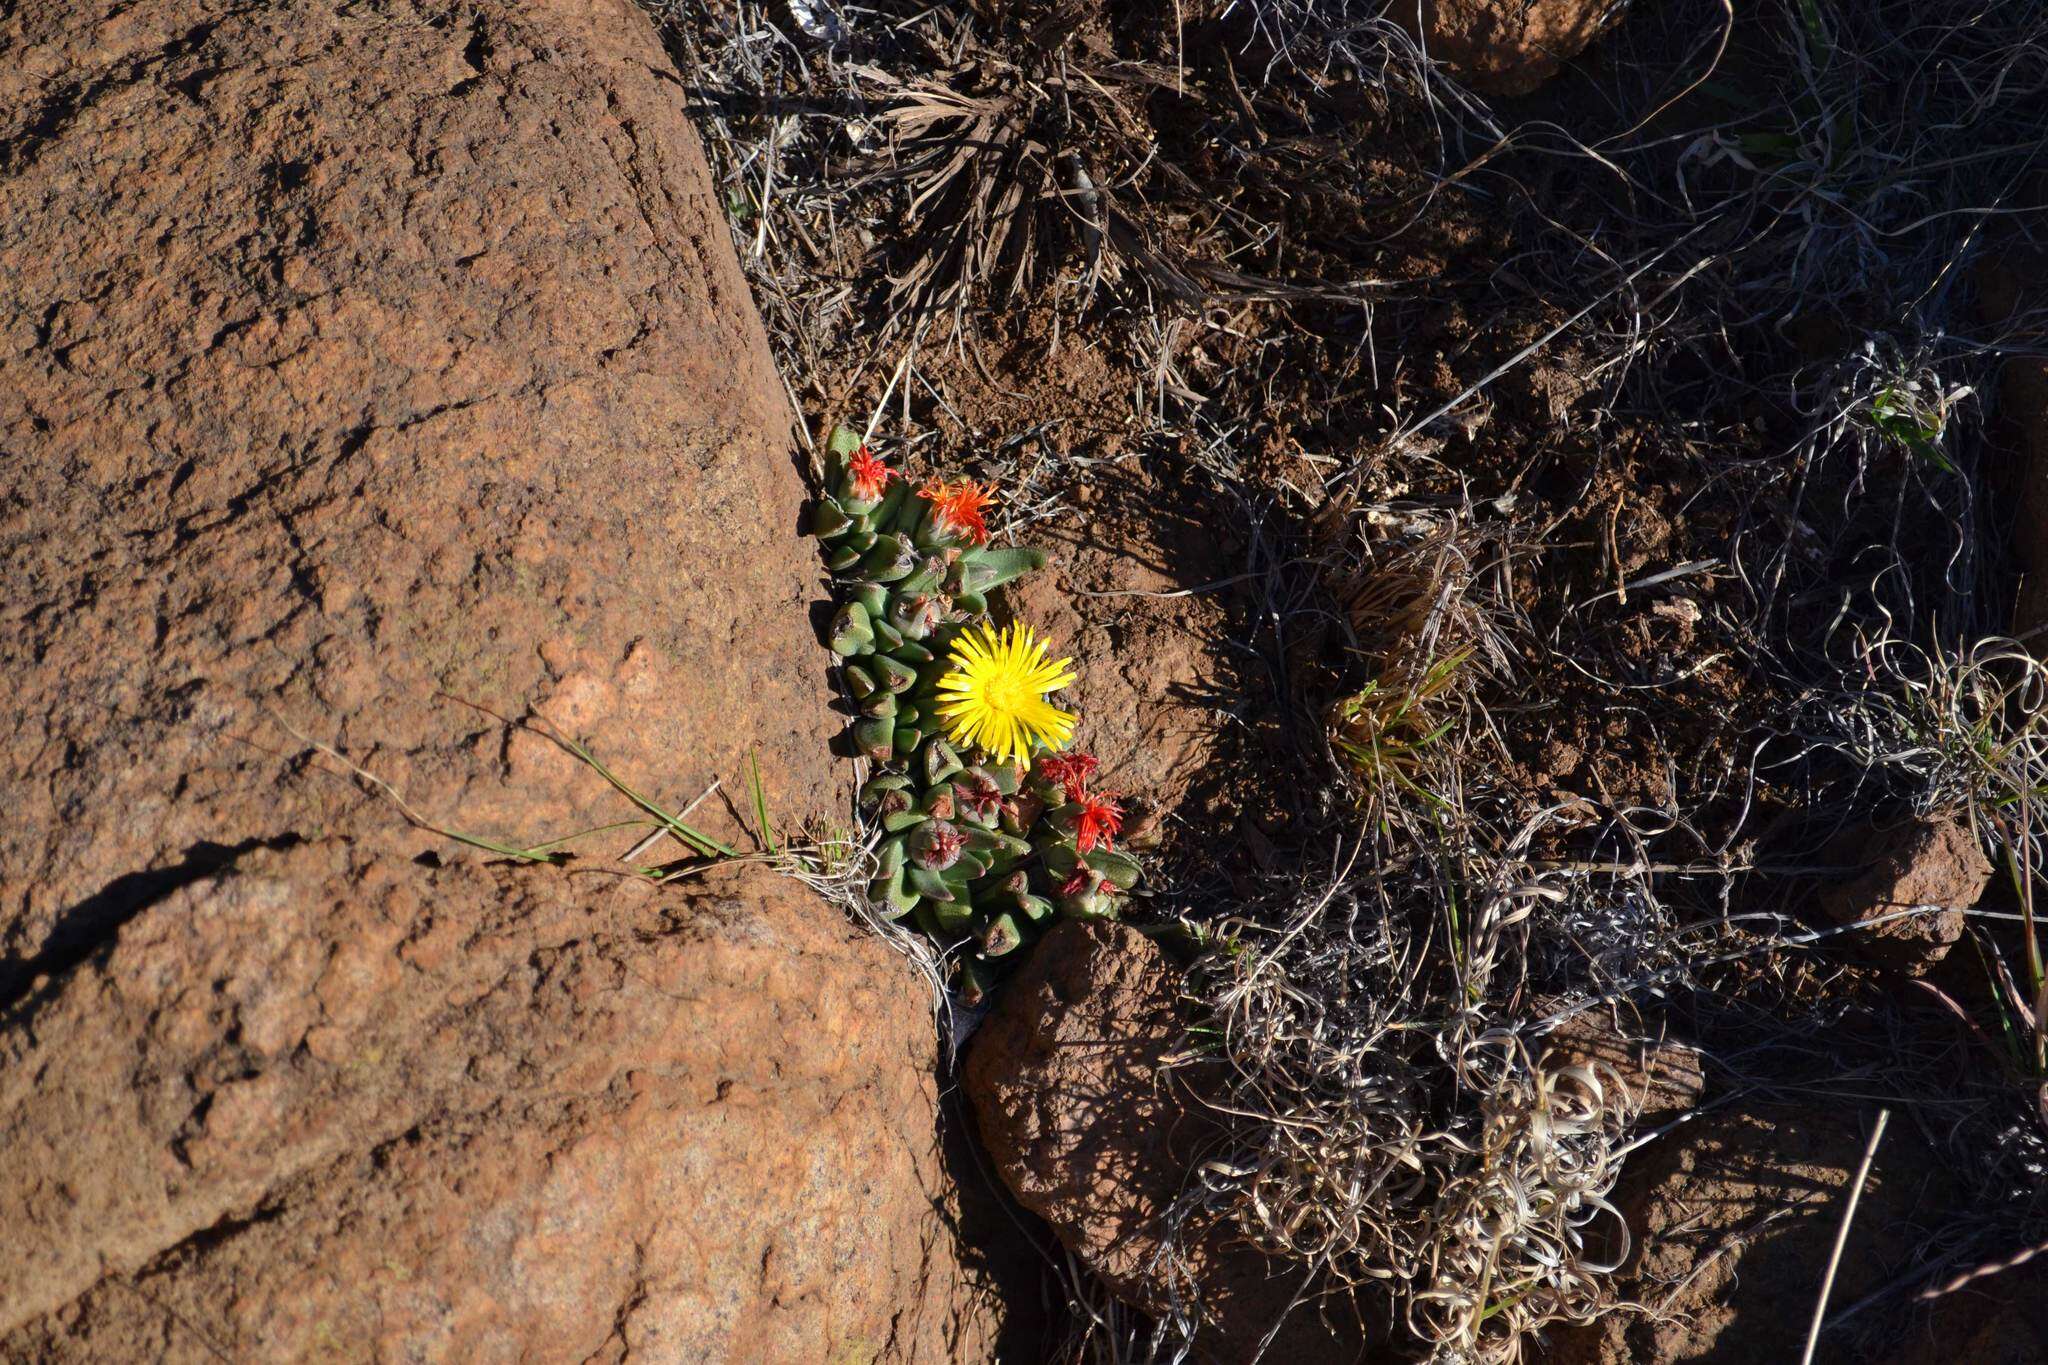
[{"left": 747, "top": 748, "right": 778, "bottom": 854}]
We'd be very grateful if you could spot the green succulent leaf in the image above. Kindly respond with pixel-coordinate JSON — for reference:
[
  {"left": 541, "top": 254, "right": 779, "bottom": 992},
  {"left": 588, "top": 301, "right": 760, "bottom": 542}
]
[
  {"left": 873, "top": 653, "right": 918, "bottom": 694},
  {"left": 811, "top": 499, "right": 855, "bottom": 540},
  {"left": 859, "top": 773, "right": 910, "bottom": 806},
  {"left": 920, "top": 782, "right": 957, "bottom": 821},
  {"left": 924, "top": 738, "right": 964, "bottom": 785},
  {"left": 962, "top": 546, "right": 1046, "bottom": 592},
  {"left": 978, "top": 912, "right": 1024, "bottom": 957},
  {"left": 881, "top": 805, "right": 929, "bottom": 834},
  {"left": 859, "top": 533, "right": 918, "bottom": 582},
  {"left": 853, "top": 716, "right": 895, "bottom": 762},
  {"left": 930, "top": 898, "right": 975, "bottom": 934},
  {"left": 957, "top": 959, "right": 995, "bottom": 1008},
  {"left": 871, "top": 477, "right": 912, "bottom": 531},
  {"left": 1084, "top": 848, "right": 1143, "bottom": 890},
  {"left": 987, "top": 757, "right": 1024, "bottom": 795},
  {"left": 851, "top": 581, "right": 889, "bottom": 619},
  {"left": 828, "top": 601, "right": 873, "bottom": 656},
  {"left": 907, "top": 865, "right": 956, "bottom": 902},
  {"left": 867, "top": 864, "right": 916, "bottom": 919}
]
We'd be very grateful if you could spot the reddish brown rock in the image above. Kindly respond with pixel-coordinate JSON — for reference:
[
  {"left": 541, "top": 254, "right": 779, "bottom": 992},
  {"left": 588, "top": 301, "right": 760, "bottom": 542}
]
[
  {"left": 1817, "top": 815, "right": 1991, "bottom": 975},
  {"left": 966, "top": 919, "right": 1373, "bottom": 1363},
  {"left": 0, "top": 862, "right": 1011, "bottom": 1361},
  {"left": 1391, "top": 0, "right": 1623, "bottom": 97},
  {"left": 0, "top": 0, "right": 1007, "bottom": 1357},
  {"left": 0, "top": 0, "right": 847, "bottom": 993}
]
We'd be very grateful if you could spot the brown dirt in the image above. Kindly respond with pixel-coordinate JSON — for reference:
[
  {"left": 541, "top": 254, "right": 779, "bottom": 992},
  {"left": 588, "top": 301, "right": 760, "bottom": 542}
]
[
  {"left": 1000, "top": 460, "right": 1242, "bottom": 835},
  {"left": 1976, "top": 235, "right": 2048, "bottom": 645},
  {"left": 1552, "top": 1105, "right": 1967, "bottom": 1364},
  {"left": 1899, "top": 1259, "right": 2048, "bottom": 1365},
  {"left": 1538, "top": 1006, "right": 1707, "bottom": 1127}
]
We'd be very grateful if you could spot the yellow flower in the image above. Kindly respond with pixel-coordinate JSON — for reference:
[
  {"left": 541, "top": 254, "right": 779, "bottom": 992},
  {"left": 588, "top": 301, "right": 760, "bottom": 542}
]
[{"left": 934, "top": 621, "right": 1079, "bottom": 763}]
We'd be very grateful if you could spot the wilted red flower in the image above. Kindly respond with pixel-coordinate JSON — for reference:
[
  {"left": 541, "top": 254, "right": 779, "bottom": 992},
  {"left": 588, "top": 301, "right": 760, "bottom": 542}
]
[
  {"left": 848, "top": 444, "right": 896, "bottom": 500},
  {"left": 1060, "top": 866, "right": 1093, "bottom": 897},
  {"left": 910, "top": 819, "right": 966, "bottom": 871},
  {"left": 954, "top": 766, "right": 1003, "bottom": 825},
  {"left": 919, "top": 477, "right": 996, "bottom": 545},
  {"left": 1035, "top": 752, "right": 1099, "bottom": 803},
  {"left": 1074, "top": 793, "right": 1123, "bottom": 853}
]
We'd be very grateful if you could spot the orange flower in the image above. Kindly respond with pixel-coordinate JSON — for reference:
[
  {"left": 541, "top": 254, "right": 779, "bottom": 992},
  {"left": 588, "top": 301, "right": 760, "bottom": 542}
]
[
  {"left": 1074, "top": 793, "right": 1123, "bottom": 853},
  {"left": 847, "top": 444, "right": 895, "bottom": 500},
  {"left": 919, "top": 477, "right": 996, "bottom": 545}
]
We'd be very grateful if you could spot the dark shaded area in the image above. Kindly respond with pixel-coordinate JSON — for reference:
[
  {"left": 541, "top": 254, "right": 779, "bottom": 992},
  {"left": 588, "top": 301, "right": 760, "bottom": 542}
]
[{"left": 0, "top": 833, "right": 301, "bottom": 1018}]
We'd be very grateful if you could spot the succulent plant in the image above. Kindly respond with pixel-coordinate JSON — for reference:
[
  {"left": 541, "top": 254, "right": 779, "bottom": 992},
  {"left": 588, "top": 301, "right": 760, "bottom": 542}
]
[{"left": 811, "top": 426, "right": 1141, "bottom": 997}]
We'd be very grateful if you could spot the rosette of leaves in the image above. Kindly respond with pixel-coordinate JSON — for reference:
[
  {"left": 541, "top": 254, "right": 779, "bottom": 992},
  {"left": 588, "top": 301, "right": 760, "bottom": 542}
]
[{"left": 809, "top": 427, "right": 1141, "bottom": 1001}]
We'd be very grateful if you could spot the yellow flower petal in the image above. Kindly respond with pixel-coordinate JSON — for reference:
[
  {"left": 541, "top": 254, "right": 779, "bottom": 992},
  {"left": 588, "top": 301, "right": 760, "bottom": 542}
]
[{"left": 932, "top": 621, "right": 1080, "bottom": 762}]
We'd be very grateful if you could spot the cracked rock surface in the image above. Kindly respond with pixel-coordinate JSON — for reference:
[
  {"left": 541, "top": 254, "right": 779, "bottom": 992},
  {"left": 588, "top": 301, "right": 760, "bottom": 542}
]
[{"left": 0, "top": 0, "right": 1009, "bottom": 1358}]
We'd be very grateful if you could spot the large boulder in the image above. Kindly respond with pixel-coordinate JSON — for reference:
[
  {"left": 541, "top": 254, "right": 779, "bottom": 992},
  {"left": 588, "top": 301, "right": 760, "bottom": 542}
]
[
  {"left": 0, "top": 0, "right": 844, "bottom": 992},
  {"left": 0, "top": 863, "right": 1011, "bottom": 1361},
  {"left": 0, "top": 0, "right": 1004, "bottom": 1357}
]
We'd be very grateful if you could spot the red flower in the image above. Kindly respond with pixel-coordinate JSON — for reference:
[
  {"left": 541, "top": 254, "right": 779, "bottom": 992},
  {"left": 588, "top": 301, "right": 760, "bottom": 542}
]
[
  {"left": 1060, "top": 867, "right": 1093, "bottom": 898},
  {"left": 1074, "top": 793, "right": 1123, "bottom": 853},
  {"left": 1035, "top": 752, "right": 1099, "bottom": 803},
  {"left": 919, "top": 477, "right": 996, "bottom": 545},
  {"left": 848, "top": 444, "right": 896, "bottom": 500}
]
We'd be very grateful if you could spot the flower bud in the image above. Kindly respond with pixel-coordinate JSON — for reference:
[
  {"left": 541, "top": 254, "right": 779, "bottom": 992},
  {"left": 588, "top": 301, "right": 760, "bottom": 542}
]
[{"left": 907, "top": 818, "right": 966, "bottom": 872}]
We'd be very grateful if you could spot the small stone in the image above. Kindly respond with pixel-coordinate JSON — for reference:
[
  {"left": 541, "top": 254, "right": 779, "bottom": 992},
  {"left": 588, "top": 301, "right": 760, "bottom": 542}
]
[
  {"left": 1816, "top": 814, "right": 1991, "bottom": 975},
  {"left": 1389, "top": 0, "right": 1625, "bottom": 97}
]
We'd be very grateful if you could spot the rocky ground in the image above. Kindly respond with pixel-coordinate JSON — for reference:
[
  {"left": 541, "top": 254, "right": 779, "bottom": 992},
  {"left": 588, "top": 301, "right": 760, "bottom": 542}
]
[{"left": 5, "top": 0, "right": 2048, "bottom": 1362}]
